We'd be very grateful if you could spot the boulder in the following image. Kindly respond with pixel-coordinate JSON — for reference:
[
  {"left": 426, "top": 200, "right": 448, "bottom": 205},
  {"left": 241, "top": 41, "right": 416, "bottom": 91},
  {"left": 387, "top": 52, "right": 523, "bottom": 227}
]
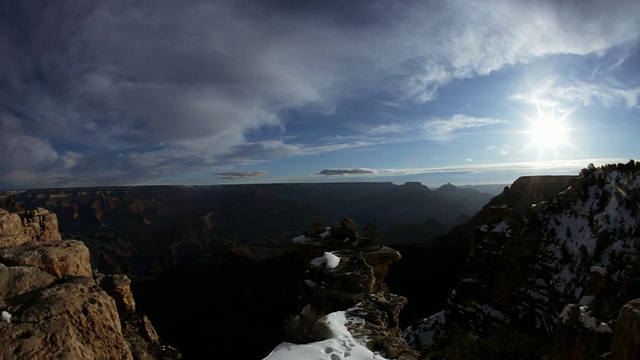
[
  {"left": 100, "top": 274, "right": 137, "bottom": 320},
  {"left": 329, "top": 217, "right": 359, "bottom": 240},
  {"left": 0, "top": 240, "right": 92, "bottom": 278},
  {"left": 0, "top": 263, "right": 56, "bottom": 308},
  {"left": 610, "top": 298, "right": 640, "bottom": 360},
  {"left": 0, "top": 277, "right": 133, "bottom": 360}
]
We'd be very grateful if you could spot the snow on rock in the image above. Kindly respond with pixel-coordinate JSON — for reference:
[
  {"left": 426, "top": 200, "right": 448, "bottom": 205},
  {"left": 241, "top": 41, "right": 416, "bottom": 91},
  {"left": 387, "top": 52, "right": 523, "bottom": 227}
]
[
  {"left": 590, "top": 266, "right": 607, "bottom": 276},
  {"left": 491, "top": 219, "right": 511, "bottom": 235},
  {"left": 310, "top": 252, "right": 341, "bottom": 269},
  {"left": 263, "top": 311, "right": 388, "bottom": 360},
  {"left": 1, "top": 311, "right": 11, "bottom": 323},
  {"left": 579, "top": 306, "right": 612, "bottom": 333},
  {"left": 293, "top": 234, "right": 314, "bottom": 244},
  {"left": 319, "top": 227, "right": 332, "bottom": 239},
  {"left": 403, "top": 310, "right": 445, "bottom": 349}
]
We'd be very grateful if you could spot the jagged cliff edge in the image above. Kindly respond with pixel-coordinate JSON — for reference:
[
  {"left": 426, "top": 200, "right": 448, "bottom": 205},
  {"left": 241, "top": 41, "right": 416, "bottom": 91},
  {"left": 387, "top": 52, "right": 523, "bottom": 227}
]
[
  {"left": 404, "top": 161, "right": 640, "bottom": 359},
  {"left": 0, "top": 207, "right": 180, "bottom": 359}
]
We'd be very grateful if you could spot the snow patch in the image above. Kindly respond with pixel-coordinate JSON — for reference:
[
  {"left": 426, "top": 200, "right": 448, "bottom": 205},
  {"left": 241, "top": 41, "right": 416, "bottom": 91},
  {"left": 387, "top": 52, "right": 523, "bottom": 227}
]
[
  {"left": 263, "top": 311, "right": 389, "bottom": 360},
  {"left": 293, "top": 235, "right": 314, "bottom": 244},
  {"left": 578, "top": 306, "right": 612, "bottom": 333},
  {"left": 403, "top": 311, "right": 446, "bottom": 348},
  {"left": 590, "top": 266, "right": 607, "bottom": 276},
  {"left": 310, "top": 252, "right": 341, "bottom": 269},
  {"left": 319, "top": 227, "right": 332, "bottom": 239},
  {"left": 1, "top": 311, "right": 11, "bottom": 323}
]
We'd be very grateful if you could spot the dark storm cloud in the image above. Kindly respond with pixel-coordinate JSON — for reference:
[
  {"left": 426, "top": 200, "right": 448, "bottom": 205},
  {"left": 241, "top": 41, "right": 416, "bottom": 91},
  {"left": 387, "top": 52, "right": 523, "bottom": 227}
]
[
  {"left": 319, "top": 168, "right": 377, "bottom": 176},
  {"left": 1, "top": 0, "right": 638, "bottom": 188},
  {"left": 215, "top": 170, "right": 268, "bottom": 180}
]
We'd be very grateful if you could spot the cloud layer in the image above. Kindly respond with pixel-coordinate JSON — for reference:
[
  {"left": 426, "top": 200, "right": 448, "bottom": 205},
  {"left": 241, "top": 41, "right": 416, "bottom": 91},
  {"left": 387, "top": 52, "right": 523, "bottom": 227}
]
[
  {"left": 319, "top": 168, "right": 377, "bottom": 176},
  {"left": 215, "top": 170, "right": 268, "bottom": 180},
  {"left": 1, "top": 0, "right": 639, "bottom": 188}
]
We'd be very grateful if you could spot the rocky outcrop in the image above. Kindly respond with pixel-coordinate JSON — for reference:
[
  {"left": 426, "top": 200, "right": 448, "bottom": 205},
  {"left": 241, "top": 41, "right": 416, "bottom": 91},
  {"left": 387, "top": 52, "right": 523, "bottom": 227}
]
[
  {"left": 0, "top": 277, "right": 133, "bottom": 359},
  {"left": 0, "top": 240, "right": 92, "bottom": 278},
  {"left": 0, "top": 208, "right": 180, "bottom": 359},
  {"left": 98, "top": 273, "right": 138, "bottom": 321},
  {"left": 289, "top": 218, "right": 419, "bottom": 359},
  {"left": 0, "top": 208, "right": 61, "bottom": 248},
  {"left": 404, "top": 162, "right": 640, "bottom": 358}
]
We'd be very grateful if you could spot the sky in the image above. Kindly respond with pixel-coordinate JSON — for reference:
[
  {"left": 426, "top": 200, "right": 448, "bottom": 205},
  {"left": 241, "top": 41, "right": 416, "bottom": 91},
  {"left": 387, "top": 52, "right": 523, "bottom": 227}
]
[{"left": 1, "top": 0, "right": 639, "bottom": 189}]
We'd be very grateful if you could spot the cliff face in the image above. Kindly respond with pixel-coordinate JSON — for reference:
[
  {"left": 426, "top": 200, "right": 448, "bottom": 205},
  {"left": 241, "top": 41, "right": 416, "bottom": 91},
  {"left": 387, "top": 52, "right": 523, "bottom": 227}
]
[
  {"left": 0, "top": 208, "right": 179, "bottom": 359},
  {"left": 404, "top": 162, "right": 640, "bottom": 359}
]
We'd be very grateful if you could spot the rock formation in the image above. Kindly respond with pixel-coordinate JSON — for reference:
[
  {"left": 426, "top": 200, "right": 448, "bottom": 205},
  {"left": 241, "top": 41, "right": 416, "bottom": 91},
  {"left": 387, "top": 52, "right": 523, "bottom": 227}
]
[
  {"left": 404, "top": 161, "right": 640, "bottom": 358},
  {"left": 278, "top": 218, "right": 419, "bottom": 359},
  {"left": 0, "top": 208, "right": 180, "bottom": 359},
  {"left": 0, "top": 207, "right": 61, "bottom": 248}
]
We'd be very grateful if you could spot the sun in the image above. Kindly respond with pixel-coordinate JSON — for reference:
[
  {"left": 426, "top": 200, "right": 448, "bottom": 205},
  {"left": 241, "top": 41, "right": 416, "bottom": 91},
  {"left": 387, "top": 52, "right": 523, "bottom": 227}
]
[
  {"left": 523, "top": 104, "right": 572, "bottom": 157},
  {"left": 530, "top": 115, "right": 568, "bottom": 150}
]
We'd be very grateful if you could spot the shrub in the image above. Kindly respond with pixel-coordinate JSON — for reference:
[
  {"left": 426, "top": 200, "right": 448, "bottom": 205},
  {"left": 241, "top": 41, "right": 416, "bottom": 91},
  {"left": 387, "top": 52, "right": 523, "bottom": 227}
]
[{"left": 282, "top": 311, "right": 332, "bottom": 344}]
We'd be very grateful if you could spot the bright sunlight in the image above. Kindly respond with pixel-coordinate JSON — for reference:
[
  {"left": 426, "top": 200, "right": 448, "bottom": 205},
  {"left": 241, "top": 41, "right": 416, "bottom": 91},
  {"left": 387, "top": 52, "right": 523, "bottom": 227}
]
[{"left": 523, "top": 103, "right": 573, "bottom": 158}]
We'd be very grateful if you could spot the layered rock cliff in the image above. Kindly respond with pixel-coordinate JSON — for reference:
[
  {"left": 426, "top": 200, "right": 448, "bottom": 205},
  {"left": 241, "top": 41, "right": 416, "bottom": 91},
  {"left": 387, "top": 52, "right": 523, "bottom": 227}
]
[
  {"left": 404, "top": 161, "right": 640, "bottom": 359},
  {"left": 0, "top": 208, "right": 179, "bottom": 359}
]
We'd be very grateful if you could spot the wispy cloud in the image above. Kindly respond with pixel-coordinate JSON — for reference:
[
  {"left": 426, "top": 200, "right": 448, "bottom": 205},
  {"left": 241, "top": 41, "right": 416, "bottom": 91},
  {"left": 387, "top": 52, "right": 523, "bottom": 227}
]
[
  {"left": 319, "top": 168, "right": 377, "bottom": 176},
  {"left": 399, "top": 0, "right": 640, "bottom": 101},
  {"left": 377, "top": 159, "right": 625, "bottom": 176},
  {"left": 314, "top": 158, "right": 631, "bottom": 180},
  {"left": 422, "top": 115, "right": 507, "bottom": 140},
  {"left": 514, "top": 79, "right": 640, "bottom": 109},
  {"left": 215, "top": 170, "right": 267, "bottom": 180}
]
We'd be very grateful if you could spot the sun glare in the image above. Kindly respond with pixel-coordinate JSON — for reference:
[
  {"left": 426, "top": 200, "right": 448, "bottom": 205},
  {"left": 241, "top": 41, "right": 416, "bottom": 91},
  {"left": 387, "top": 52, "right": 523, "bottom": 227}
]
[
  {"left": 530, "top": 115, "right": 568, "bottom": 150},
  {"left": 523, "top": 103, "right": 573, "bottom": 158}
]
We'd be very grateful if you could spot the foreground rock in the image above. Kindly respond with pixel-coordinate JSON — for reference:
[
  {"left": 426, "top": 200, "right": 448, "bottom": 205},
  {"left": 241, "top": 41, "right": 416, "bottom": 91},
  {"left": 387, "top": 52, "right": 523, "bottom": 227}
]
[
  {"left": 269, "top": 218, "right": 418, "bottom": 359},
  {"left": 610, "top": 298, "right": 640, "bottom": 360},
  {"left": 0, "top": 208, "right": 180, "bottom": 359}
]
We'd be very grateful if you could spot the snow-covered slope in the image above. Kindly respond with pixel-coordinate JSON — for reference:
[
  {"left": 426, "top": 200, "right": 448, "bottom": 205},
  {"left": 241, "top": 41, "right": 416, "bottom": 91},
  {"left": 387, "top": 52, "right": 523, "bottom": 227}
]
[
  {"left": 264, "top": 311, "right": 389, "bottom": 360},
  {"left": 404, "top": 161, "right": 640, "bottom": 357}
]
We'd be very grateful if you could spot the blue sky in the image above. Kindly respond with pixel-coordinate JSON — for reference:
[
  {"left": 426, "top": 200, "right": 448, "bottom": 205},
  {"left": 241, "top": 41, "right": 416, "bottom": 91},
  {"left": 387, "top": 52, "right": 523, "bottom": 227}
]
[{"left": 1, "top": 0, "right": 639, "bottom": 189}]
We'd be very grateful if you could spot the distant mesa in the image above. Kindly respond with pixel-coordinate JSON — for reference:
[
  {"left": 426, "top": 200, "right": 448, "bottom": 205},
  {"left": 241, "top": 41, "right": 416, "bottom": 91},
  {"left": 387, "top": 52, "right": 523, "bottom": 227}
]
[
  {"left": 435, "top": 182, "right": 457, "bottom": 192},
  {"left": 400, "top": 181, "right": 430, "bottom": 191}
]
